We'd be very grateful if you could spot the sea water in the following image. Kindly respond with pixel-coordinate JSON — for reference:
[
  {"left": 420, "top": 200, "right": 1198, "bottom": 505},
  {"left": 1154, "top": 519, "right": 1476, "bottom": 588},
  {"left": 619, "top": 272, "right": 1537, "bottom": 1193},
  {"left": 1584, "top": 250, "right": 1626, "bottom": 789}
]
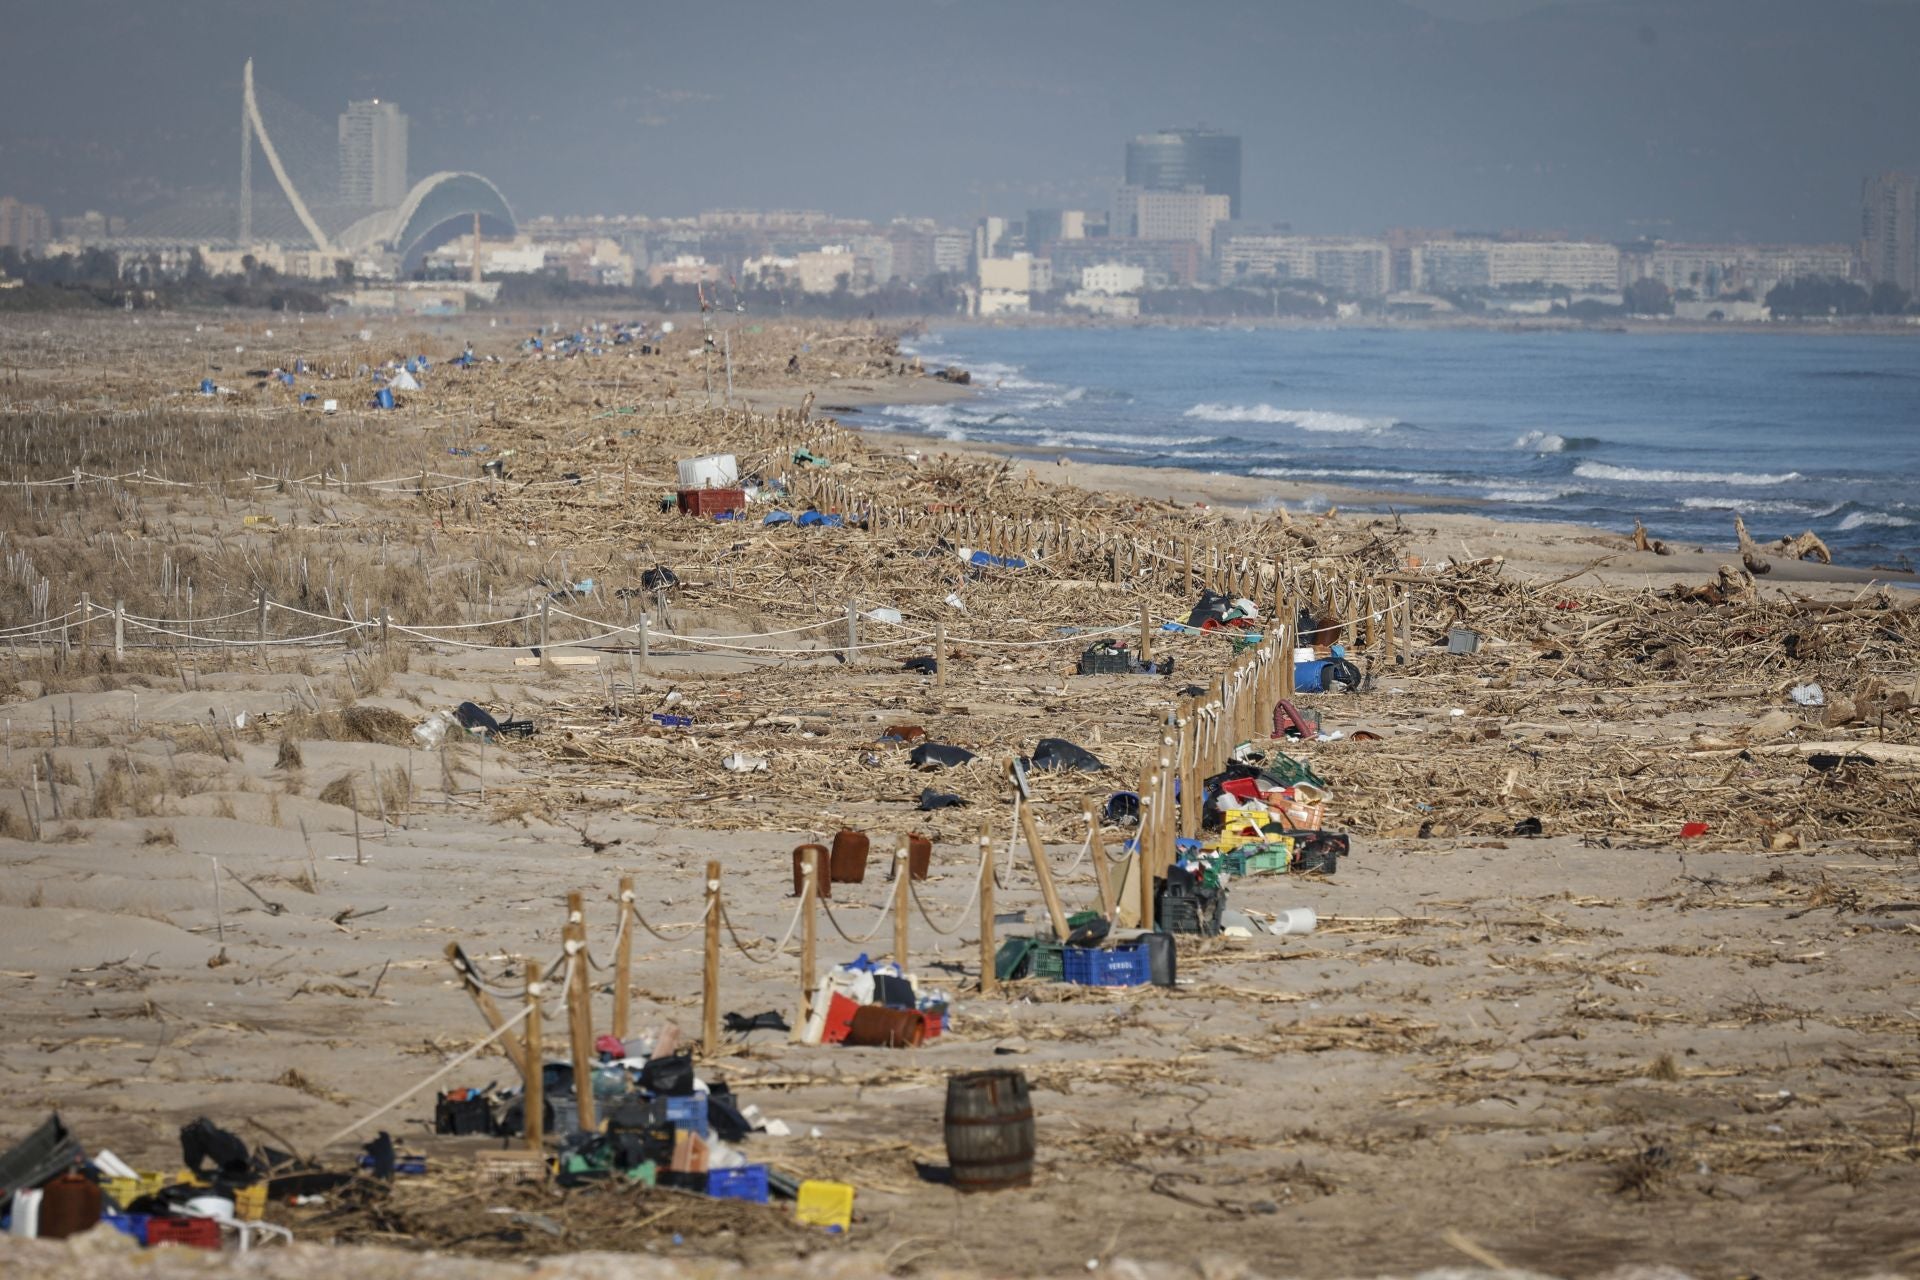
[{"left": 868, "top": 326, "right": 1920, "bottom": 570}]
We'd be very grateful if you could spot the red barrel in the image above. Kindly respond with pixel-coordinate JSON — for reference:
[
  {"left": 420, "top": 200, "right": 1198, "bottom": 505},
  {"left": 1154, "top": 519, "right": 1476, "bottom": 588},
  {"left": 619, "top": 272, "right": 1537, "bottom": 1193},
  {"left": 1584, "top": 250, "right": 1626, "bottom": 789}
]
[
  {"left": 792, "top": 844, "right": 831, "bottom": 899},
  {"left": 889, "top": 834, "right": 934, "bottom": 881},
  {"left": 944, "top": 1070, "right": 1035, "bottom": 1192},
  {"left": 830, "top": 830, "right": 869, "bottom": 884},
  {"left": 36, "top": 1172, "right": 102, "bottom": 1239}
]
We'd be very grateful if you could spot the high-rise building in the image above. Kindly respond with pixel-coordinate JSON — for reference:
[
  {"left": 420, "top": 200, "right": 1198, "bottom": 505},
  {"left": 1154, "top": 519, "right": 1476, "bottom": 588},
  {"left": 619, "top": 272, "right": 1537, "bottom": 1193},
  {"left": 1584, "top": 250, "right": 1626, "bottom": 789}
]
[
  {"left": 1125, "top": 129, "right": 1241, "bottom": 218},
  {"left": 0, "top": 196, "right": 53, "bottom": 251},
  {"left": 1111, "top": 186, "right": 1231, "bottom": 253},
  {"left": 1861, "top": 172, "right": 1919, "bottom": 294},
  {"left": 338, "top": 99, "right": 409, "bottom": 208}
]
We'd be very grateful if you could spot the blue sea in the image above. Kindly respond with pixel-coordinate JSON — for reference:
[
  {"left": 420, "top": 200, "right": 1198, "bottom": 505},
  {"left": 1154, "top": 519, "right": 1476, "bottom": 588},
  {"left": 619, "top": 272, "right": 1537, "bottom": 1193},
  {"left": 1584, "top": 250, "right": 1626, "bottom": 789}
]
[{"left": 866, "top": 326, "right": 1920, "bottom": 570}]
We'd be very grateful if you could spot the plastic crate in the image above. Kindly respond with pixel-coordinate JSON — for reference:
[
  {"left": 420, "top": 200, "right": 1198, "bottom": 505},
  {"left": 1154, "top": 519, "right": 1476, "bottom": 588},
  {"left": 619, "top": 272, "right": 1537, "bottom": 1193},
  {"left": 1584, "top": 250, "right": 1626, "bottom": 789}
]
[
  {"left": 666, "top": 1095, "right": 709, "bottom": 1139},
  {"left": 1077, "top": 646, "right": 1132, "bottom": 676},
  {"left": 1063, "top": 944, "right": 1151, "bottom": 987},
  {"left": 1244, "top": 843, "right": 1293, "bottom": 875},
  {"left": 1260, "top": 753, "right": 1326, "bottom": 790},
  {"left": 234, "top": 1183, "right": 266, "bottom": 1221},
  {"left": 677, "top": 487, "right": 746, "bottom": 517},
  {"left": 795, "top": 1179, "right": 855, "bottom": 1231},
  {"left": 145, "top": 1216, "right": 221, "bottom": 1249},
  {"left": 1027, "top": 940, "right": 1066, "bottom": 982},
  {"left": 1158, "top": 890, "right": 1223, "bottom": 937},
  {"left": 707, "top": 1165, "right": 770, "bottom": 1203}
]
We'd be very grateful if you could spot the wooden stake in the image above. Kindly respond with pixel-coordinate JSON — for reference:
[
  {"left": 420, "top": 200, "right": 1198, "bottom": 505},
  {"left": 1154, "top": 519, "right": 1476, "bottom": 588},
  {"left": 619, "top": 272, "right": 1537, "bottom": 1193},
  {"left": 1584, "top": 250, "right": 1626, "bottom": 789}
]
[
  {"left": 935, "top": 621, "right": 947, "bottom": 690},
  {"left": 978, "top": 825, "right": 997, "bottom": 996},
  {"left": 1137, "top": 766, "right": 1158, "bottom": 928},
  {"left": 1084, "top": 799, "right": 1116, "bottom": 919},
  {"left": 564, "top": 891, "right": 597, "bottom": 1132},
  {"left": 799, "top": 854, "right": 818, "bottom": 1026},
  {"left": 702, "top": 860, "right": 722, "bottom": 1055},
  {"left": 612, "top": 875, "right": 635, "bottom": 1042},
  {"left": 1014, "top": 779, "right": 1070, "bottom": 941},
  {"left": 1139, "top": 602, "right": 1153, "bottom": 663},
  {"left": 523, "top": 957, "right": 544, "bottom": 1151},
  {"left": 892, "top": 840, "right": 911, "bottom": 966},
  {"left": 443, "top": 942, "right": 532, "bottom": 1079}
]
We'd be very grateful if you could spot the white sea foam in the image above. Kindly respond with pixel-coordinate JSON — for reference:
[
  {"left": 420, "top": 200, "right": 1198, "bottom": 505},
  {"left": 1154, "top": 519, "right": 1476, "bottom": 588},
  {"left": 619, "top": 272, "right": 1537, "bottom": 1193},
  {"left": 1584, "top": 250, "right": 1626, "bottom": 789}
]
[
  {"left": 1514, "top": 430, "right": 1568, "bottom": 453},
  {"left": 1574, "top": 462, "right": 1802, "bottom": 486},
  {"left": 1838, "top": 510, "right": 1916, "bottom": 531},
  {"left": 1249, "top": 466, "right": 1450, "bottom": 485},
  {"left": 1483, "top": 486, "right": 1580, "bottom": 503},
  {"left": 1184, "top": 403, "right": 1396, "bottom": 433},
  {"left": 1679, "top": 497, "right": 1821, "bottom": 516}
]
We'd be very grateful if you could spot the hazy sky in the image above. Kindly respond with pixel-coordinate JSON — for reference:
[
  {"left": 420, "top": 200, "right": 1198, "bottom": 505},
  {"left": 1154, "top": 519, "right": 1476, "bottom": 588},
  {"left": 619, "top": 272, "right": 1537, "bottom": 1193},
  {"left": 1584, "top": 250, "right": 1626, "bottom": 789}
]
[{"left": 3, "top": 0, "right": 1918, "bottom": 242}]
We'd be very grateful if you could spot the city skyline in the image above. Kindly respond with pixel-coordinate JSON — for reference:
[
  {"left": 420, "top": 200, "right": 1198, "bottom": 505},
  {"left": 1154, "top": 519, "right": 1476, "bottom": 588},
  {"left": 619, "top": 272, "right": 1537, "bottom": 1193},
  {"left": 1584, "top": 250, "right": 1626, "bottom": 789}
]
[{"left": 4, "top": 1, "right": 1920, "bottom": 244}]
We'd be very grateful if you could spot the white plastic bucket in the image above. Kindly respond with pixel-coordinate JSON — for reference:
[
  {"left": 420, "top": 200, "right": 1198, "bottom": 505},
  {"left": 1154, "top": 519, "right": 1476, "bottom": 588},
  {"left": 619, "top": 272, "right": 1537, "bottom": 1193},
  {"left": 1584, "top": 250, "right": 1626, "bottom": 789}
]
[{"left": 677, "top": 453, "right": 739, "bottom": 489}]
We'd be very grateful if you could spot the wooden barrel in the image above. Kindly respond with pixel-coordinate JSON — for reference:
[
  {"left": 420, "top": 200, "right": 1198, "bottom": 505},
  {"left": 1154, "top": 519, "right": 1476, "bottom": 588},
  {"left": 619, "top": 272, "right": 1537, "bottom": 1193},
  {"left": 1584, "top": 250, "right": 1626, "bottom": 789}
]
[
  {"left": 844, "top": 1005, "right": 926, "bottom": 1048},
  {"left": 830, "top": 829, "right": 869, "bottom": 884},
  {"left": 944, "top": 1069, "right": 1034, "bottom": 1192},
  {"left": 792, "top": 844, "right": 830, "bottom": 899}
]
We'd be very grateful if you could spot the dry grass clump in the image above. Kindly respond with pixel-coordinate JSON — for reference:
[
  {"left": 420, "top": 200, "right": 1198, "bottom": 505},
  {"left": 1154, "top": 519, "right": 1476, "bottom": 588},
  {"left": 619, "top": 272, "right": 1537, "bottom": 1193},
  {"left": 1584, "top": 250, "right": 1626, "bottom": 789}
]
[
  {"left": 284, "top": 704, "right": 414, "bottom": 746},
  {"left": 275, "top": 736, "right": 303, "bottom": 771},
  {"left": 316, "top": 774, "right": 358, "bottom": 808}
]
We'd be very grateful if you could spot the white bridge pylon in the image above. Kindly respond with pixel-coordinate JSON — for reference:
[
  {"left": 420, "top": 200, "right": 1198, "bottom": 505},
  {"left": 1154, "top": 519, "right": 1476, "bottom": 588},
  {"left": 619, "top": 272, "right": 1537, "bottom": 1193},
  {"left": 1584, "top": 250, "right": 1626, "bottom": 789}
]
[{"left": 243, "top": 58, "right": 334, "bottom": 254}]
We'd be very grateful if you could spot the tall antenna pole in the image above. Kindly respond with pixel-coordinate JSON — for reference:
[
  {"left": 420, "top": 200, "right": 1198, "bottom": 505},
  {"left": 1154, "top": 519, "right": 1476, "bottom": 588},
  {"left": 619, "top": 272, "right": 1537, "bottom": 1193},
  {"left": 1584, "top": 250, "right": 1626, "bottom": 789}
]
[{"left": 239, "top": 59, "right": 254, "bottom": 247}]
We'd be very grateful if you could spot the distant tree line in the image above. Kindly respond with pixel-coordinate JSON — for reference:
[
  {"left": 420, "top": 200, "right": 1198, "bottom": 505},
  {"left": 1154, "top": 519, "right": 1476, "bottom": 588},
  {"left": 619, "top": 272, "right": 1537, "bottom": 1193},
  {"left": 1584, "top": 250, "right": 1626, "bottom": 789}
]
[
  {"left": 1764, "top": 275, "right": 1912, "bottom": 318},
  {"left": 0, "top": 246, "right": 330, "bottom": 312}
]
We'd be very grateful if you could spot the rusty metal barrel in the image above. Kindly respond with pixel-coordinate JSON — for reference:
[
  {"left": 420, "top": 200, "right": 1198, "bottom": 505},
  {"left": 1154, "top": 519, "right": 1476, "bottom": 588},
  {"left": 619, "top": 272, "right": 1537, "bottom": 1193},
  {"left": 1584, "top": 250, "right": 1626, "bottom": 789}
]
[
  {"left": 830, "top": 829, "right": 869, "bottom": 884},
  {"left": 792, "top": 843, "right": 830, "bottom": 899},
  {"left": 944, "top": 1069, "right": 1035, "bottom": 1192}
]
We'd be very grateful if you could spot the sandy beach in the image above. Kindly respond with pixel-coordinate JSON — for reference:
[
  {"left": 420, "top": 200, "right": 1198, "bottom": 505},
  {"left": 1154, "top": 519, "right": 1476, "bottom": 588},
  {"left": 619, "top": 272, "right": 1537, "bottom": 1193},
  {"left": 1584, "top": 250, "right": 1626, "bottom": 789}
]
[{"left": 1, "top": 313, "right": 1917, "bottom": 1280}]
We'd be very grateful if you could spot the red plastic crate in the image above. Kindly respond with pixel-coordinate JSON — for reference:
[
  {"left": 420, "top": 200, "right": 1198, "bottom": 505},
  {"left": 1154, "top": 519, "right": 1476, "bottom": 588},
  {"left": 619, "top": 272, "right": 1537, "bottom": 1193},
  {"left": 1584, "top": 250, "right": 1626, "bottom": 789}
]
[
  {"left": 919, "top": 1010, "right": 943, "bottom": 1041},
  {"left": 821, "top": 992, "right": 861, "bottom": 1045},
  {"left": 677, "top": 487, "right": 746, "bottom": 517},
  {"left": 145, "top": 1216, "right": 221, "bottom": 1249}
]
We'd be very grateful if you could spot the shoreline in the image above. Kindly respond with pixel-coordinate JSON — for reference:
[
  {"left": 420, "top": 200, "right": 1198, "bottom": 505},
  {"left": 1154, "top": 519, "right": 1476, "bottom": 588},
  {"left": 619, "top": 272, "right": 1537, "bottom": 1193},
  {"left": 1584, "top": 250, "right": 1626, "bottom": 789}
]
[{"left": 747, "top": 374, "right": 1920, "bottom": 593}]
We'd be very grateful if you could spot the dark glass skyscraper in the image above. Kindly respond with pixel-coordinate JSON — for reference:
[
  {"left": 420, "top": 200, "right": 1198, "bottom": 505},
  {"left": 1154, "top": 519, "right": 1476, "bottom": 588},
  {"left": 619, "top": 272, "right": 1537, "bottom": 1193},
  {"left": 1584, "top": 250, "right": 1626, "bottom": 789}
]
[{"left": 1124, "top": 129, "right": 1241, "bottom": 219}]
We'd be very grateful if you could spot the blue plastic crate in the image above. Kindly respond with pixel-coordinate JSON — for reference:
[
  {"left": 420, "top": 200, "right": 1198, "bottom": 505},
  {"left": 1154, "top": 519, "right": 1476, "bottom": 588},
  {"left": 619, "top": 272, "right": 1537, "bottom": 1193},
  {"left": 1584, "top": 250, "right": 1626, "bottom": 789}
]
[
  {"left": 1062, "top": 944, "right": 1151, "bottom": 987},
  {"left": 666, "top": 1094, "right": 709, "bottom": 1138},
  {"left": 707, "top": 1164, "right": 770, "bottom": 1203}
]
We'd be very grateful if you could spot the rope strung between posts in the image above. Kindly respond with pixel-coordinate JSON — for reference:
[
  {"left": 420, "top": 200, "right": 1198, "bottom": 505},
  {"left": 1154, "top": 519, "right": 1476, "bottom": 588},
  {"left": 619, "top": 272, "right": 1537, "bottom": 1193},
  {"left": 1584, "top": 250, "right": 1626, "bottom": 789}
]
[
  {"left": 817, "top": 884, "right": 896, "bottom": 947},
  {"left": 314, "top": 999, "right": 530, "bottom": 1152},
  {"left": 719, "top": 892, "right": 806, "bottom": 965},
  {"left": 580, "top": 900, "right": 632, "bottom": 973},
  {"left": 625, "top": 894, "right": 712, "bottom": 943},
  {"left": 907, "top": 843, "right": 992, "bottom": 937}
]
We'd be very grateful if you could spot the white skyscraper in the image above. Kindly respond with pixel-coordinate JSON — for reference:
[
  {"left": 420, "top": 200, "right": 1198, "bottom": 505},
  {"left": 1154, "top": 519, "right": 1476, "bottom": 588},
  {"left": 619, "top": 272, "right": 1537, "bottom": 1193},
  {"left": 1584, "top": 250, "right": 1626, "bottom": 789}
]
[{"left": 338, "top": 99, "right": 408, "bottom": 208}]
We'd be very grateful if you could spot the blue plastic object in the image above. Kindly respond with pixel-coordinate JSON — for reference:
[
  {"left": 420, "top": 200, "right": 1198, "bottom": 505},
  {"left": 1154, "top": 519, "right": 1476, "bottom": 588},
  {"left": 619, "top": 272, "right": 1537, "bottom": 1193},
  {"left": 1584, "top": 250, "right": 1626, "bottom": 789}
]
[
  {"left": 763, "top": 511, "right": 793, "bottom": 526},
  {"left": 1293, "top": 659, "right": 1332, "bottom": 693},
  {"left": 1063, "top": 944, "right": 1151, "bottom": 987},
  {"left": 372, "top": 387, "right": 395, "bottom": 410},
  {"left": 796, "top": 511, "right": 844, "bottom": 528},
  {"left": 101, "top": 1212, "right": 149, "bottom": 1243},
  {"left": 198, "top": 378, "right": 216, "bottom": 395},
  {"left": 707, "top": 1165, "right": 770, "bottom": 1203},
  {"left": 666, "top": 1094, "right": 709, "bottom": 1138},
  {"left": 966, "top": 550, "right": 1027, "bottom": 570}
]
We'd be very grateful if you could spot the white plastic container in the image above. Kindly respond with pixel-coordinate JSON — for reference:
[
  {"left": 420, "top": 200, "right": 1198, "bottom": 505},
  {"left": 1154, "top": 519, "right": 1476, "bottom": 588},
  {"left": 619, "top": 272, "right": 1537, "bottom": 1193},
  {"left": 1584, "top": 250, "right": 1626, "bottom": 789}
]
[
  {"left": 1293, "top": 646, "right": 1316, "bottom": 663},
  {"left": 677, "top": 453, "right": 739, "bottom": 489},
  {"left": 1271, "top": 907, "right": 1317, "bottom": 936}
]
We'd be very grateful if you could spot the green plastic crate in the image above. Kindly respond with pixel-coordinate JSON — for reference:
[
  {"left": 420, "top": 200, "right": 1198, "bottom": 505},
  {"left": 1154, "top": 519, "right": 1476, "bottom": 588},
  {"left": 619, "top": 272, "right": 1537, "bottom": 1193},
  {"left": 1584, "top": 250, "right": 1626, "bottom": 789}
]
[
  {"left": 1244, "top": 845, "right": 1292, "bottom": 874},
  {"left": 1261, "top": 753, "right": 1327, "bottom": 789},
  {"left": 1028, "top": 941, "right": 1066, "bottom": 981}
]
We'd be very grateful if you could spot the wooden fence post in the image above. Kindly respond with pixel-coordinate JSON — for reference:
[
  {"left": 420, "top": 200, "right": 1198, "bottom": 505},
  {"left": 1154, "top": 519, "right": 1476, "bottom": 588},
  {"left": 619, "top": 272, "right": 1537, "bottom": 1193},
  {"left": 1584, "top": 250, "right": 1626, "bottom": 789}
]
[
  {"left": 892, "top": 840, "right": 911, "bottom": 966},
  {"left": 523, "top": 958, "right": 544, "bottom": 1151},
  {"left": 978, "top": 826, "right": 997, "bottom": 996},
  {"left": 539, "top": 598, "right": 550, "bottom": 652},
  {"left": 612, "top": 875, "right": 635, "bottom": 1042},
  {"left": 799, "top": 855, "right": 818, "bottom": 1027},
  {"left": 564, "top": 891, "right": 597, "bottom": 1133},
  {"left": 1084, "top": 798, "right": 1116, "bottom": 919},
  {"left": 702, "top": 861, "right": 722, "bottom": 1054},
  {"left": 113, "top": 600, "right": 124, "bottom": 660},
  {"left": 935, "top": 621, "right": 947, "bottom": 691}
]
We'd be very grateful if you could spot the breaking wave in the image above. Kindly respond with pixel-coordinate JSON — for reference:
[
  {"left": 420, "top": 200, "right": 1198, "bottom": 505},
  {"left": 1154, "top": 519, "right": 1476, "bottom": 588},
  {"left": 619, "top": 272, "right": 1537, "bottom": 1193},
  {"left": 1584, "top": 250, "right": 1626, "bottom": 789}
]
[
  {"left": 1838, "top": 510, "right": 1915, "bottom": 530},
  {"left": 1184, "top": 403, "right": 1398, "bottom": 433},
  {"left": 1574, "top": 461, "right": 1802, "bottom": 486}
]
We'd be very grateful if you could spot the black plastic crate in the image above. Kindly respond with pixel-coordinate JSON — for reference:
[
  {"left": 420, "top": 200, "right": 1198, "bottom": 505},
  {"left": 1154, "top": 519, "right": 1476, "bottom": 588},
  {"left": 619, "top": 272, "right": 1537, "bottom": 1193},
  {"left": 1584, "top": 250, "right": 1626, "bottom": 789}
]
[
  {"left": 1157, "top": 885, "right": 1224, "bottom": 936},
  {"left": 1077, "top": 644, "right": 1133, "bottom": 676}
]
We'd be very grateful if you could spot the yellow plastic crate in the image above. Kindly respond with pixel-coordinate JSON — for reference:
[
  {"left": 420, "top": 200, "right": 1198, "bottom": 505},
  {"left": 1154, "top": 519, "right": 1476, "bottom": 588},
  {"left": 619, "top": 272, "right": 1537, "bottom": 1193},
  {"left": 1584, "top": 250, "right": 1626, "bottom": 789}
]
[
  {"left": 795, "top": 1179, "right": 854, "bottom": 1232},
  {"left": 101, "top": 1176, "right": 140, "bottom": 1207}
]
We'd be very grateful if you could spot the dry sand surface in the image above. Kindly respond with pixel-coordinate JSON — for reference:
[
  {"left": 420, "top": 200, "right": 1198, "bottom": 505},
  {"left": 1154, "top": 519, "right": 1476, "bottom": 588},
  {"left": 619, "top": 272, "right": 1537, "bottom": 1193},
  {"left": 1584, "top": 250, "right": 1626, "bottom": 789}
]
[{"left": 1, "top": 313, "right": 1917, "bottom": 1279}]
